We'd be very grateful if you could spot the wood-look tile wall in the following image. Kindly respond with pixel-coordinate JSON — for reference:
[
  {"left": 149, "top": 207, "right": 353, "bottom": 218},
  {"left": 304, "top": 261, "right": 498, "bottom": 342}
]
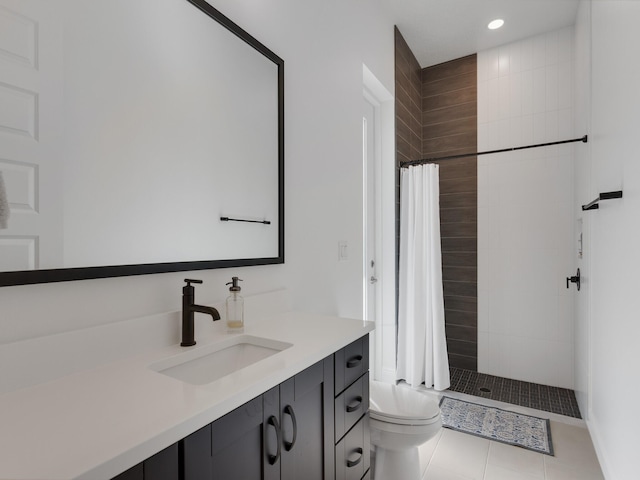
[
  {"left": 422, "top": 55, "right": 478, "bottom": 371},
  {"left": 395, "top": 27, "right": 422, "bottom": 165},
  {"left": 394, "top": 27, "right": 423, "bottom": 294},
  {"left": 395, "top": 30, "right": 478, "bottom": 372}
]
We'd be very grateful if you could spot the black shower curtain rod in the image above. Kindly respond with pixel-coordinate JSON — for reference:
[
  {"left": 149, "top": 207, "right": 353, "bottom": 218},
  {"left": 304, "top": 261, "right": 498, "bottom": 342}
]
[{"left": 400, "top": 135, "right": 588, "bottom": 168}]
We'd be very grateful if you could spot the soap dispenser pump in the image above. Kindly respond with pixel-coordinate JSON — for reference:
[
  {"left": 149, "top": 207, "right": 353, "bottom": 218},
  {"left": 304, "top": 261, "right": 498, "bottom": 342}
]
[{"left": 225, "top": 277, "right": 244, "bottom": 332}]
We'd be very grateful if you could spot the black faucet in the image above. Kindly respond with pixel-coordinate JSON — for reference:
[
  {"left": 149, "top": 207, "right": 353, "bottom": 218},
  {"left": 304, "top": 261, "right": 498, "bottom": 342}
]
[{"left": 181, "top": 279, "right": 221, "bottom": 346}]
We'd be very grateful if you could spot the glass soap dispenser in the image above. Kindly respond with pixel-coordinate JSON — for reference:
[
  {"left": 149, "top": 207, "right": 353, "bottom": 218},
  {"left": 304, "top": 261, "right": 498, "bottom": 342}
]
[{"left": 225, "top": 276, "right": 244, "bottom": 332}]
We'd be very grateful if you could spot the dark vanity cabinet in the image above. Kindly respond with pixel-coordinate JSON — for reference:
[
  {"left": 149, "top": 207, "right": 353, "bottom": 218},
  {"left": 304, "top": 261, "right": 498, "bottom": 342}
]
[
  {"left": 112, "top": 335, "right": 369, "bottom": 480},
  {"left": 182, "top": 356, "right": 334, "bottom": 480}
]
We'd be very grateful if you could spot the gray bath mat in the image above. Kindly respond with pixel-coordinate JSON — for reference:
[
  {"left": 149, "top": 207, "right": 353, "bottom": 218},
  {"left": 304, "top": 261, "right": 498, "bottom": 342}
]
[{"left": 439, "top": 396, "right": 554, "bottom": 455}]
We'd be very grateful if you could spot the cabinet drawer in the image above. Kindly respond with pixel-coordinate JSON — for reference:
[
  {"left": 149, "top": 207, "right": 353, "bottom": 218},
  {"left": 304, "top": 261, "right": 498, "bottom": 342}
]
[
  {"left": 335, "top": 414, "right": 370, "bottom": 480},
  {"left": 335, "top": 372, "right": 369, "bottom": 442},
  {"left": 335, "top": 335, "right": 369, "bottom": 394}
]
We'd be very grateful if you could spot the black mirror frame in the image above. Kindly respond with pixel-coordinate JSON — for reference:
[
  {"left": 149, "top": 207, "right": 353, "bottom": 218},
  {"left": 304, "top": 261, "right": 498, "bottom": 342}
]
[{"left": 0, "top": 0, "right": 284, "bottom": 287}]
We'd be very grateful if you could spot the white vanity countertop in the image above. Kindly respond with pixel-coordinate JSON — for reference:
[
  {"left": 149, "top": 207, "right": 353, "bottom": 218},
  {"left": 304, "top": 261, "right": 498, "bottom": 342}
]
[{"left": 0, "top": 311, "right": 374, "bottom": 480}]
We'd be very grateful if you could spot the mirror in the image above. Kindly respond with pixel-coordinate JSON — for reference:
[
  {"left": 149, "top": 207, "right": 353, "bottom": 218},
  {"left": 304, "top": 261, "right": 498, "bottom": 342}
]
[{"left": 0, "top": 0, "right": 284, "bottom": 286}]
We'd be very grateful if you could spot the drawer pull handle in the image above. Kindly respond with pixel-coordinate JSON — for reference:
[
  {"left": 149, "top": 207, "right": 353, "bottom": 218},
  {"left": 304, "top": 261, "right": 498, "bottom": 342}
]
[
  {"left": 346, "top": 355, "right": 363, "bottom": 368},
  {"left": 346, "top": 447, "right": 363, "bottom": 468},
  {"left": 346, "top": 396, "right": 363, "bottom": 413},
  {"left": 283, "top": 404, "right": 297, "bottom": 451},
  {"left": 266, "top": 415, "right": 281, "bottom": 465}
]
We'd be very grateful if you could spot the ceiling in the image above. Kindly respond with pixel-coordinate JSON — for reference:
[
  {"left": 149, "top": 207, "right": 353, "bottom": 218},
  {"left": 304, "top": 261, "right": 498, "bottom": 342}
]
[{"left": 380, "top": 0, "right": 580, "bottom": 68}]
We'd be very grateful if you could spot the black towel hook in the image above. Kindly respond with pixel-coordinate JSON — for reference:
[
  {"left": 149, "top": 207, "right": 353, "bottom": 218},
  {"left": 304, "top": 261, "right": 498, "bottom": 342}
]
[{"left": 566, "top": 268, "right": 580, "bottom": 291}]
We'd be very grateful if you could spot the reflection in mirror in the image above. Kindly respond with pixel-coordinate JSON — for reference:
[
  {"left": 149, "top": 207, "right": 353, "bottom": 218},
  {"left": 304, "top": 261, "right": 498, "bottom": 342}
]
[{"left": 0, "top": 0, "right": 284, "bottom": 286}]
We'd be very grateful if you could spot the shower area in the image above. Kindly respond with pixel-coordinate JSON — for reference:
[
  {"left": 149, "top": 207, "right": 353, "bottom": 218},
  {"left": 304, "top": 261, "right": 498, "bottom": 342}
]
[{"left": 395, "top": 26, "right": 582, "bottom": 417}]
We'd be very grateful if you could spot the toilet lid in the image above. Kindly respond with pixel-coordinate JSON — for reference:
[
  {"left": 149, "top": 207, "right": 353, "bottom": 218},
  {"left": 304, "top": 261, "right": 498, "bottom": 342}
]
[{"left": 369, "top": 381, "right": 440, "bottom": 426}]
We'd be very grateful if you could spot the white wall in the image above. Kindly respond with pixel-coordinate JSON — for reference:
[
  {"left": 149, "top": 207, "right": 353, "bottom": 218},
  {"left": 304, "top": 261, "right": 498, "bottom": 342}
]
[
  {"left": 477, "top": 28, "right": 576, "bottom": 388},
  {"left": 572, "top": 0, "right": 592, "bottom": 423},
  {"left": 0, "top": 0, "right": 395, "bottom": 346},
  {"left": 576, "top": 1, "right": 640, "bottom": 478},
  {"left": 208, "top": 0, "right": 395, "bottom": 322}
]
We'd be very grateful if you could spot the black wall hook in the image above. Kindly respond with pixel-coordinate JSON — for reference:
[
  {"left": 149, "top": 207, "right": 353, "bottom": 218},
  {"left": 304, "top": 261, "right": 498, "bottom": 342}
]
[{"left": 566, "top": 268, "right": 581, "bottom": 291}]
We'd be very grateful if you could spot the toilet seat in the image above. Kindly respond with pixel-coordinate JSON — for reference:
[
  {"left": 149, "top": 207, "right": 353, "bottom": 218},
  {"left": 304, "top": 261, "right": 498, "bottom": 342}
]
[
  {"left": 370, "top": 410, "right": 439, "bottom": 426},
  {"left": 369, "top": 381, "right": 440, "bottom": 426}
]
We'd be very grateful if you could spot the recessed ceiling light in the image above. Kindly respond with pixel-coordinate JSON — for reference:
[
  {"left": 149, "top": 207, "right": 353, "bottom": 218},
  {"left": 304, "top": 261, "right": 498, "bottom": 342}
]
[{"left": 488, "top": 19, "right": 504, "bottom": 30}]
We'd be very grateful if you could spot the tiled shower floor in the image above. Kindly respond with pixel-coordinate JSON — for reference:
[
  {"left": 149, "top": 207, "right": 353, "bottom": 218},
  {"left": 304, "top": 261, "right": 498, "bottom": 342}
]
[{"left": 447, "top": 367, "right": 582, "bottom": 418}]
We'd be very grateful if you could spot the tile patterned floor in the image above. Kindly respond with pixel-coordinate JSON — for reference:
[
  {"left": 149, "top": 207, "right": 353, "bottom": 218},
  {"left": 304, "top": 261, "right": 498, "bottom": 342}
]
[
  {"left": 417, "top": 420, "right": 605, "bottom": 480},
  {"left": 447, "top": 367, "right": 582, "bottom": 419},
  {"left": 377, "top": 383, "right": 604, "bottom": 480}
]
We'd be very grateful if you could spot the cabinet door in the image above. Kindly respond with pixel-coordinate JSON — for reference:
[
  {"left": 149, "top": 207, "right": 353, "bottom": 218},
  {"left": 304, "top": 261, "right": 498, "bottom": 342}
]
[
  {"left": 182, "top": 395, "right": 267, "bottom": 480},
  {"left": 212, "top": 394, "right": 266, "bottom": 480},
  {"left": 280, "top": 356, "right": 335, "bottom": 480},
  {"left": 112, "top": 464, "right": 143, "bottom": 480},
  {"left": 111, "top": 443, "right": 178, "bottom": 480},
  {"left": 182, "top": 424, "right": 212, "bottom": 479},
  {"left": 144, "top": 443, "right": 179, "bottom": 480}
]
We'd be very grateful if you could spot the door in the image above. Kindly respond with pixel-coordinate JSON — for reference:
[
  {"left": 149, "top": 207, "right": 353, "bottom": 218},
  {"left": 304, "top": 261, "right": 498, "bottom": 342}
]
[
  {"left": 362, "top": 97, "right": 377, "bottom": 323},
  {"left": 363, "top": 93, "right": 382, "bottom": 382},
  {"left": 0, "top": 0, "right": 64, "bottom": 271}
]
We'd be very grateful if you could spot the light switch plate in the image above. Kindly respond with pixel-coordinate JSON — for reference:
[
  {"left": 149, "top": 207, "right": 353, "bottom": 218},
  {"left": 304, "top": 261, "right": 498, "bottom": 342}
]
[{"left": 338, "top": 241, "right": 348, "bottom": 261}]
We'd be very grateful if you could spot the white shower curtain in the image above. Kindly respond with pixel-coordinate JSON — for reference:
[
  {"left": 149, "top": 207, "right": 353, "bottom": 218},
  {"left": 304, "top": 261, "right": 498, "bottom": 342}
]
[{"left": 396, "top": 163, "right": 450, "bottom": 391}]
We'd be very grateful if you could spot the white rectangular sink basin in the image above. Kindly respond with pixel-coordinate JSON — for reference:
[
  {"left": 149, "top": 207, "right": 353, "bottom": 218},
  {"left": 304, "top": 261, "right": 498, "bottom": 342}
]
[{"left": 150, "top": 335, "right": 292, "bottom": 385}]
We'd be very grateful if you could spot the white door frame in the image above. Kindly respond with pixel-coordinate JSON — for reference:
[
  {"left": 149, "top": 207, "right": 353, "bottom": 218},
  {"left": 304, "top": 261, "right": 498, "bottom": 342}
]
[{"left": 363, "top": 64, "right": 395, "bottom": 383}]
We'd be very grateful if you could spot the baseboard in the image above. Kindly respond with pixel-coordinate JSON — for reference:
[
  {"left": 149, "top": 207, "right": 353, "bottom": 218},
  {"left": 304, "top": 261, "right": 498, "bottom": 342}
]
[{"left": 586, "top": 412, "right": 614, "bottom": 480}]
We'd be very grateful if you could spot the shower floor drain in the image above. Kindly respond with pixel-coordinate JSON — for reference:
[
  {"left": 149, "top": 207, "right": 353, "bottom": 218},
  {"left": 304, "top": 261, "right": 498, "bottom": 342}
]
[{"left": 479, "top": 387, "right": 491, "bottom": 393}]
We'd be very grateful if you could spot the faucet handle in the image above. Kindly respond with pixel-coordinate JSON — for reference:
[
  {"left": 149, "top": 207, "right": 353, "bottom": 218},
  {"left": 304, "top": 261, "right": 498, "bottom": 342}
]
[{"left": 184, "top": 278, "right": 203, "bottom": 287}]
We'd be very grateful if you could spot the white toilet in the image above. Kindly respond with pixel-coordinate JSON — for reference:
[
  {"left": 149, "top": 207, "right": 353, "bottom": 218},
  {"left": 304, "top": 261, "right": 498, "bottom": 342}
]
[{"left": 369, "top": 381, "right": 441, "bottom": 480}]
